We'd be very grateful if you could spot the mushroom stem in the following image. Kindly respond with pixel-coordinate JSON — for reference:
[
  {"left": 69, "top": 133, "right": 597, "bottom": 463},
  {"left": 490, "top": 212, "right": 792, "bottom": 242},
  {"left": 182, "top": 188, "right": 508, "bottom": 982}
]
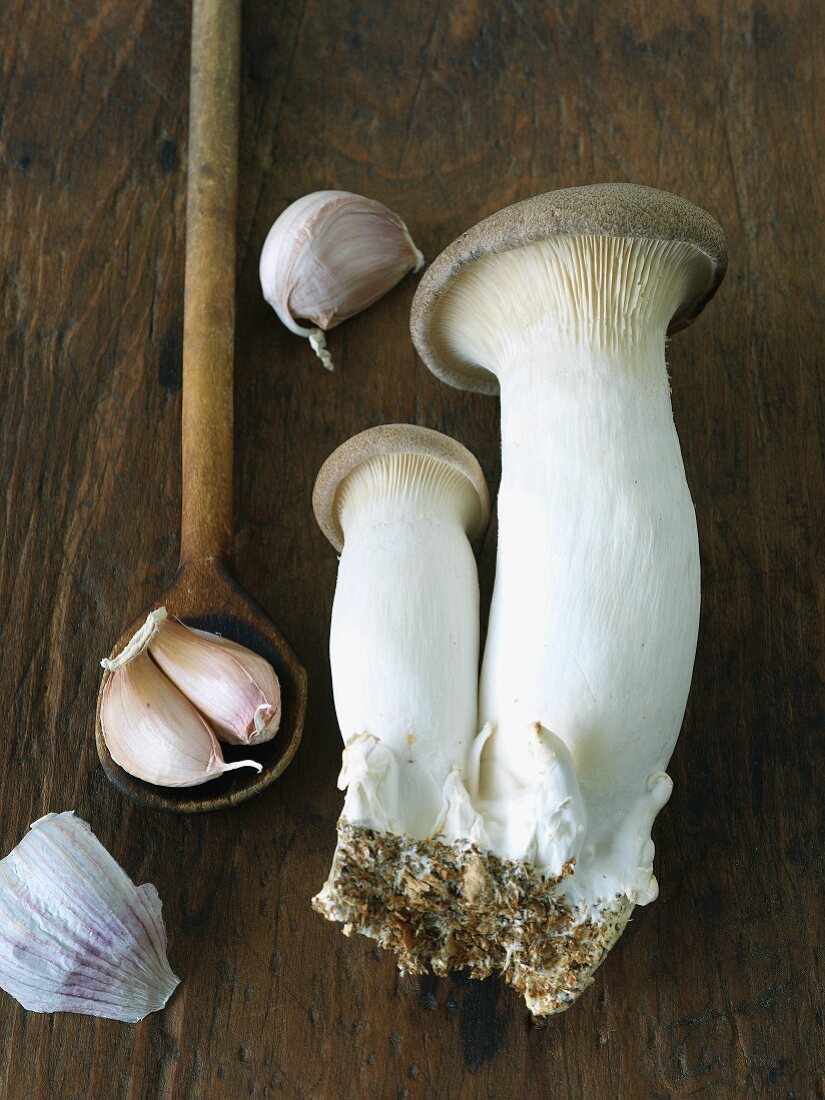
[{"left": 464, "top": 235, "right": 706, "bottom": 903}]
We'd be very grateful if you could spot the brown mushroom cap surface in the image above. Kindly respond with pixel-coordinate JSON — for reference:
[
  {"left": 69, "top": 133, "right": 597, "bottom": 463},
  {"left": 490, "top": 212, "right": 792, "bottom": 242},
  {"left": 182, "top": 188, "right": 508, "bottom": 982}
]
[
  {"left": 313, "top": 423, "right": 491, "bottom": 552},
  {"left": 410, "top": 183, "right": 728, "bottom": 395}
]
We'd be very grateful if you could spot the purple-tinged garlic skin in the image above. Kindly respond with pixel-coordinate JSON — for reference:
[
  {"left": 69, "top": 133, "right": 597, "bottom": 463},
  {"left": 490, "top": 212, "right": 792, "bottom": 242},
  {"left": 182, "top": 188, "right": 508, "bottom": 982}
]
[{"left": 0, "top": 812, "right": 179, "bottom": 1022}]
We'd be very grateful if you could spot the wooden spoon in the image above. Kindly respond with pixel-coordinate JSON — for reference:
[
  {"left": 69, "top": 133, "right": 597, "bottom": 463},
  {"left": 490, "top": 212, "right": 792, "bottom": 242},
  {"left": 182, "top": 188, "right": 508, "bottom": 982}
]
[{"left": 95, "top": 0, "right": 306, "bottom": 812}]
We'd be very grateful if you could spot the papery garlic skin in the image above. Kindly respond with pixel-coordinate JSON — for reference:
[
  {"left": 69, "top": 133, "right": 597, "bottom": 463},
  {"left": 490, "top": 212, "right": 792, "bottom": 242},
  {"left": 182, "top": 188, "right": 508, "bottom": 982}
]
[
  {"left": 0, "top": 812, "right": 179, "bottom": 1022},
  {"left": 100, "top": 611, "right": 263, "bottom": 787},
  {"left": 149, "top": 619, "right": 281, "bottom": 746},
  {"left": 259, "top": 191, "right": 424, "bottom": 370}
]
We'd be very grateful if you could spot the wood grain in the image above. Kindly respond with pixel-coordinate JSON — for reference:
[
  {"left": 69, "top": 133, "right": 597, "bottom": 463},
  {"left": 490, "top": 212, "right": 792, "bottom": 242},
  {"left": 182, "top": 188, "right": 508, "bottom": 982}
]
[
  {"left": 1, "top": 0, "right": 823, "bottom": 1096},
  {"left": 180, "top": 0, "right": 240, "bottom": 566}
]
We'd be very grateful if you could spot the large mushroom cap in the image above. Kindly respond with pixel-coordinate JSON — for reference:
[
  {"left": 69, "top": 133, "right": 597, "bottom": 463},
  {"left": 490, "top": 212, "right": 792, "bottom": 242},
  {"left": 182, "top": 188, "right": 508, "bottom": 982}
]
[
  {"left": 313, "top": 423, "right": 491, "bottom": 552},
  {"left": 410, "top": 183, "right": 728, "bottom": 395}
]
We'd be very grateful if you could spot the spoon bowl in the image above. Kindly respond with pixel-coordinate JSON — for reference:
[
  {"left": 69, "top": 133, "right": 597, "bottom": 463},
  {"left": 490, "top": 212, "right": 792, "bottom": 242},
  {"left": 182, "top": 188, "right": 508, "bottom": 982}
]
[{"left": 96, "top": 559, "right": 306, "bottom": 813}]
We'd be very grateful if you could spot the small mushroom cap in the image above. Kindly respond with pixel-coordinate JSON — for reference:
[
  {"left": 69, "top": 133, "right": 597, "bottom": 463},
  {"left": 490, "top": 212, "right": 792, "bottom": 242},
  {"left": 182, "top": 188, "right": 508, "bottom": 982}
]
[
  {"left": 410, "top": 183, "right": 728, "bottom": 395},
  {"left": 313, "top": 424, "right": 491, "bottom": 552}
]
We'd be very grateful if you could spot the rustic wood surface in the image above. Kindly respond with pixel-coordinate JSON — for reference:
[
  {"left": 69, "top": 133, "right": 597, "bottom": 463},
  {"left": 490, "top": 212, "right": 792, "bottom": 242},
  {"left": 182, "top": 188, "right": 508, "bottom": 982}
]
[{"left": 0, "top": 0, "right": 822, "bottom": 1096}]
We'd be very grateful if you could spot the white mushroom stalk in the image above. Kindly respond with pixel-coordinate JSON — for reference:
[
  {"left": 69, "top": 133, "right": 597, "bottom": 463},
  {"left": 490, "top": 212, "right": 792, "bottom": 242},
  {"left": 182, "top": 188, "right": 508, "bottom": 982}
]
[
  {"left": 311, "top": 425, "right": 489, "bottom": 851},
  {"left": 447, "top": 236, "right": 707, "bottom": 899},
  {"left": 409, "top": 184, "right": 727, "bottom": 1013}
]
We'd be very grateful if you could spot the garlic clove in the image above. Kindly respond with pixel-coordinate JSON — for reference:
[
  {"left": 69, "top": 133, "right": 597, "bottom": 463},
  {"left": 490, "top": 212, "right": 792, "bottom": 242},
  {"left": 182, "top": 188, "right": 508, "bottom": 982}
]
[
  {"left": 259, "top": 190, "right": 424, "bottom": 370},
  {"left": 149, "top": 619, "right": 282, "bottom": 746},
  {"left": 100, "top": 634, "right": 263, "bottom": 787},
  {"left": 0, "top": 812, "right": 179, "bottom": 1022}
]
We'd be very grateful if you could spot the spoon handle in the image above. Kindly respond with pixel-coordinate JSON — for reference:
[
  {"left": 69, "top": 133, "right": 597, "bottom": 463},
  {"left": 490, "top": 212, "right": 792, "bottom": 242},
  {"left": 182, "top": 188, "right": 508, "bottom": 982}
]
[{"left": 180, "top": 0, "right": 240, "bottom": 569}]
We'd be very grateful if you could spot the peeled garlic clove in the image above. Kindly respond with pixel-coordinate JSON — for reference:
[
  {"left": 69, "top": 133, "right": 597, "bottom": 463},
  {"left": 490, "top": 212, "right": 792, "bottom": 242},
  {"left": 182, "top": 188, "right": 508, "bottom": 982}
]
[
  {"left": 100, "top": 618, "right": 263, "bottom": 786},
  {"left": 0, "top": 812, "right": 179, "bottom": 1022},
  {"left": 259, "top": 190, "right": 424, "bottom": 370},
  {"left": 148, "top": 619, "right": 281, "bottom": 746}
]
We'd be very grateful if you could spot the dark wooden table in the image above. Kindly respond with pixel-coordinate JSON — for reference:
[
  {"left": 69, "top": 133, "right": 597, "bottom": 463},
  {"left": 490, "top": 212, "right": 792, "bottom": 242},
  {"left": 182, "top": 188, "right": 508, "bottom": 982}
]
[{"left": 1, "top": 1, "right": 822, "bottom": 1096}]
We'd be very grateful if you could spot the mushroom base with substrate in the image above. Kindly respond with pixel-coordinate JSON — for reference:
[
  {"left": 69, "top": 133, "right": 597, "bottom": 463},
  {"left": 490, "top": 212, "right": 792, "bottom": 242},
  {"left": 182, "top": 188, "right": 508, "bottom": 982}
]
[
  {"left": 312, "top": 821, "right": 634, "bottom": 1016},
  {"left": 312, "top": 722, "right": 661, "bottom": 1015}
]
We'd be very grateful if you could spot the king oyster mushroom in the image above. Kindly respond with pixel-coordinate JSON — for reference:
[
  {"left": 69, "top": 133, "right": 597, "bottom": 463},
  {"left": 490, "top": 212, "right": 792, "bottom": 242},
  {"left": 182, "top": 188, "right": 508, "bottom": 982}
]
[
  {"left": 405, "top": 184, "right": 727, "bottom": 1013},
  {"left": 312, "top": 426, "right": 497, "bottom": 914}
]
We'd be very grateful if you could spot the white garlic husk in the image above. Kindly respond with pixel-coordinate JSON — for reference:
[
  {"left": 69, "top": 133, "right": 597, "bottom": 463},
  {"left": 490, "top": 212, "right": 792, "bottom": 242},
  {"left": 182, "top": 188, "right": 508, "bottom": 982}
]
[
  {"left": 149, "top": 617, "right": 281, "bottom": 746},
  {"left": 100, "top": 610, "right": 264, "bottom": 787},
  {"left": 0, "top": 812, "right": 179, "bottom": 1022},
  {"left": 259, "top": 190, "right": 424, "bottom": 370}
]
